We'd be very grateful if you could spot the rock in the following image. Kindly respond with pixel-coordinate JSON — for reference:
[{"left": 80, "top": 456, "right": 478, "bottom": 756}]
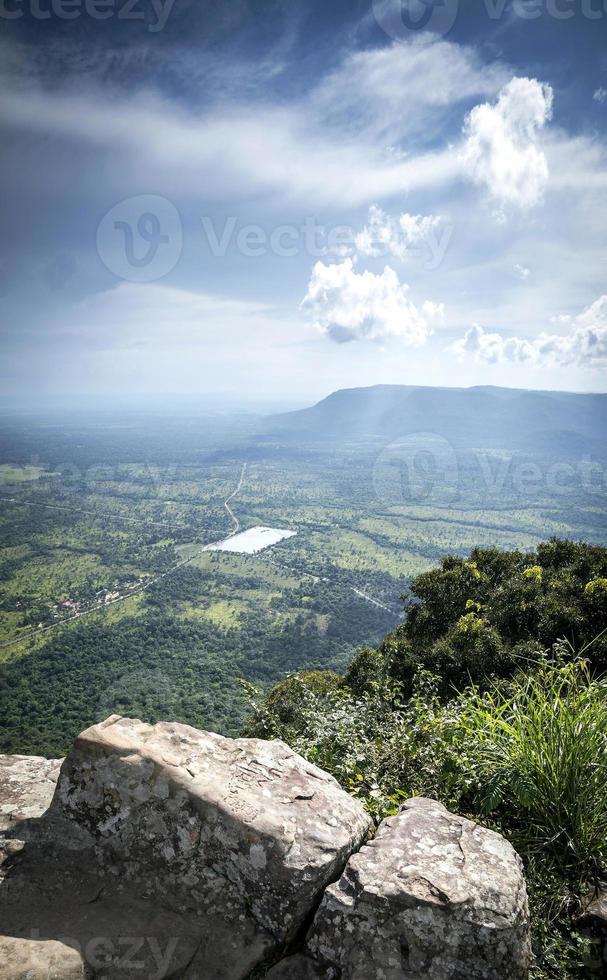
[
  {"left": 578, "top": 885, "right": 607, "bottom": 933},
  {"left": 0, "top": 852, "right": 204, "bottom": 979},
  {"left": 0, "top": 754, "right": 62, "bottom": 832},
  {"left": 265, "top": 953, "right": 325, "bottom": 978},
  {"left": 0, "top": 727, "right": 532, "bottom": 979},
  {"left": 48, "top": 715, "right": 372, "bottom": 950},
  {"left": 0, "top": 755, "right": 83, "bottom": 978},
  {"left": 576, "top": 885, "right": 607, "bottom": 970},
  {"left": 0, "top": 769, "right": 206, "bottom": 980},
  {"left": 305, "top": 796, "right": 531, "bottom": 980},
  {"left": 0, "top": 753, "right": 63, "bottom": 883},
  {"left": 0, "top": 936, "right": 88, "bottom": 980}
]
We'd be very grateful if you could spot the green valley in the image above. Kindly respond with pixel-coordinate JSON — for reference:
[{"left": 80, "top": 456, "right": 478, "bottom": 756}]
[{"left": 1, "top": 390, "right": 606, "bottom": 755}]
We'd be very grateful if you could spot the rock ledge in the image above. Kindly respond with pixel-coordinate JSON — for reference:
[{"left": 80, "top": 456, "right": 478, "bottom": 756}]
[{"left": 0, "top": 718, "right": 530, "bottom": 979}]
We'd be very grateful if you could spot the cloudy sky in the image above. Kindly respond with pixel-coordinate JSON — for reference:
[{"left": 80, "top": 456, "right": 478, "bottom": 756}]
[{"left": 1, "top": 0, "right": 606, "bottom": 407}]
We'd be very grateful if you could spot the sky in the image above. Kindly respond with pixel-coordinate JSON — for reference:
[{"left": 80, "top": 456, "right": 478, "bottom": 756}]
[{"left": 1, "top": 0, "right": 606, "bottom": 408}]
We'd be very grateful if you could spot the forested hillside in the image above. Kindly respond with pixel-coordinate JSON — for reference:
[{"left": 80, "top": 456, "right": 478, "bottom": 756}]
[
  {"left": 270, "top": 385, "right": 607, "bottom": 457},
  {"left": 245, "top": 539, "right": 607, "bottom": 979}
]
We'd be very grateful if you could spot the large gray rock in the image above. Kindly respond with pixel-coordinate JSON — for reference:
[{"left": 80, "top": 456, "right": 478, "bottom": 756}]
[
  {"left": 0, "top": 728, "right": 532, "bottom": 980},
  {"left": 48, "top": 715, "right": 372, "bottom": 946},
  {"left": 0, "top": 845, "right": 205, "bottom": 980},
  {"left": 0, "top": 852, "right": 265, "bottom": 979},
  {"left": 0, "top": 882, "right": 206, "bottom": 979},
  {"left": 0, "top": 746, "right": 266, "bottom": 979},
  {"left": 0, "top": 754, "right": 63, "bottom": 898},
  {"left": 305, "top": 796, "right": 531, "bottom": 980}
]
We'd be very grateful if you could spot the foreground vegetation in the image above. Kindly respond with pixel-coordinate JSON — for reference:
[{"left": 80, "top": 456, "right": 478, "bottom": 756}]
[{"left": 245, "top": 540, "right": 607, "bottom": 979}]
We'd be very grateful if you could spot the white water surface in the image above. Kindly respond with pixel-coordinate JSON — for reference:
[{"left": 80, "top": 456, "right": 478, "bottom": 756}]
[{"left": 205, "top": 526, "right": 297, "bottom": 554}]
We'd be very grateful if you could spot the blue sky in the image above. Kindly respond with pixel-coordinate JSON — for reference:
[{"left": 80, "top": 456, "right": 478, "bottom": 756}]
[{"left": 1, "top": 0, "right": 606, "bottom": 406}]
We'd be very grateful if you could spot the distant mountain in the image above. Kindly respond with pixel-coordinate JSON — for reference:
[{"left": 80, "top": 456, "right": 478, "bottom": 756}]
[{"left": 267, "top": 385, "right": 607, "bottom": 456}]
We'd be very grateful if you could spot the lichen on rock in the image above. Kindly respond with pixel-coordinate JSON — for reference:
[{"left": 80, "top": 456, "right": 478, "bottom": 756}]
[
  {"left": 305, "top": 796, "right": 531, "bottom": 979},
  {"left": 50, "top": 715, "right": 373, "bottom": 945}
]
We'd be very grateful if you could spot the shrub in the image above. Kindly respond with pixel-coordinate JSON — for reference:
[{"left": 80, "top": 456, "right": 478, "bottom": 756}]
[
  {"left": 585, "top": 578, "right": 607, "bottom": 597},
  {"left": 243, "top": 670, "right": 341, "bottom": 738},
  {"left": 389, "top": 614, "right": 512, "bottom": 696}
]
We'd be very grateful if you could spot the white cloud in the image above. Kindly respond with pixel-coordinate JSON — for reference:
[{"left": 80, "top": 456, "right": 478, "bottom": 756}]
[
  {"left": 354, "top": 205, "right": 443, "bottom": 261},
  {"left": 301, "top": 258, "right": 443, "bottom": 345},
  {"left": 452, "top": 296, "right": 607, "bottom": 367},
  {"left": 460, "top": 77, "right": 553, "bottom": 209},
  {"left": 514, "top": 264, "right": 531, "bottom": 280},
  {"left": 536, "top": 295, "right": 607, "bottom": 366},
  {"left": 0, "top": 85, "right": 460, "bottom": 209},
  {"left": 546, "top": 132, "right": 607, "bottom": 194},
  {"left": 452, "top": 324, "right": 536, "bottom": 364},
  {"left": 0, "top": 39, "right": 513, "bottom": 212},
  {"left": 312, "top": 38, "right": 507, "bottom": 143},
  {"left": 594, "top": 87, "right": 607, "bottom": 104},
  {"left": 0, "top": 52, "right": 560, "bottom": 216}
]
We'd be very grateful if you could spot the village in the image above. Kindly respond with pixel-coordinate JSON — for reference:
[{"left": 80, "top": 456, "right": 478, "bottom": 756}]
[
  {"left": 11, "top": 578, "right": 149, "bottom": 633},
  {"left": 53, "top": 579, "right": 147, "bottom": 621}
]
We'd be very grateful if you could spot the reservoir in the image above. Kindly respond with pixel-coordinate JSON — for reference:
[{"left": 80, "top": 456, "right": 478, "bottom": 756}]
[{"left": 205, "top": 526, "right": 297, "bottom": 554}]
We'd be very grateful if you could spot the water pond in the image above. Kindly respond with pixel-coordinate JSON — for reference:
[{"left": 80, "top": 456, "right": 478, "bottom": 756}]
[{"left": 205, "top": 526, "right": 297, "bottom": 554}]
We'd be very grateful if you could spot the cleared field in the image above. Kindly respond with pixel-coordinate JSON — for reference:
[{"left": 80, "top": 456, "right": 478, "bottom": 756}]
[{"left": 0, "top": 465, "right": 49, "bottom": 483}]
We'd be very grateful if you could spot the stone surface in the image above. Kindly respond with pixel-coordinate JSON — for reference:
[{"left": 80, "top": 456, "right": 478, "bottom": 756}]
[
  {"left": 0, "top": 850, "right": 204, "bottom": 979},
  {"left": 0, "top": 726, "right": 532, "bottom": 979},
  {"left": 265, "top": 954, "right": 324, "bottom": 978},
  {"left": 0, "top": 754, "right": 62, "bottom": 832},
  {"left": 48, "top": 715, "right": 372, "bottom": 949},
  {"left": 0, "top": 936, "right": 88, "bottom": 980},
  {"left": 305, "top": 796, "right": 531, "bottom": 980},
  {"left": 576, "top": 886, "right": 607, "bottom": 969},
  {"left": 0, "top": 716, "right": 370, "bottom": 980},
  {"left": 578, "top": 886, "right": 607, "bottom": 933}
]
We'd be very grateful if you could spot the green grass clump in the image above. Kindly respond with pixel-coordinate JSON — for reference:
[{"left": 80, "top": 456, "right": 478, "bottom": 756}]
[{"left": 461, "top": 651, "right": 607, "bottom": 874}]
